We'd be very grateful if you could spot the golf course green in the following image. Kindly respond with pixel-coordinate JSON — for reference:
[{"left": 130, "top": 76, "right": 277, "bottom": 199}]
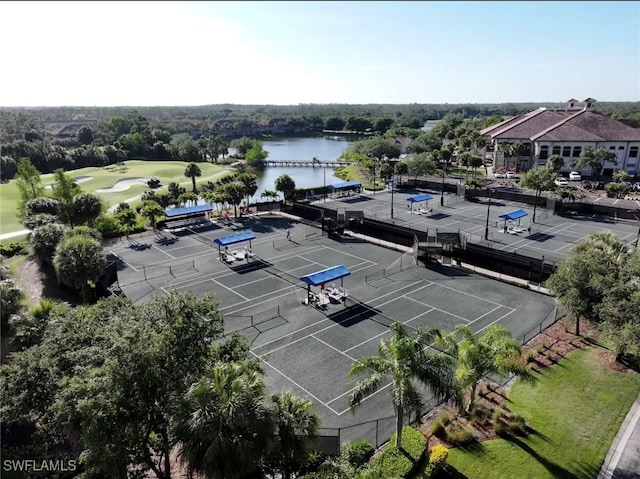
[{"left": 0, "top": 161, "right": 228, "bottom": 236}]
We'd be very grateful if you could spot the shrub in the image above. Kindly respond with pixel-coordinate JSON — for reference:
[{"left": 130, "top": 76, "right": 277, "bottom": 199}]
[
  {"left": 430, "top": 419, "right": 446, "bottom": 439},
  {"left": 446, "top": 423, "right": 474, "bottom": 445},
  {"left": 94, "top": 214, "right": 123, "bottom": 238},
  {"left": 0, "top": 241, "right": 28, "bottom": 258},
  {"left": 373, "top": 426, "right": 426, "bottom": 478},
  {"left": 422, "top": 444, "right": 449, "bottom": 476},
  {"left": 343, "top": 440, "right": 375, "bottom": 468},
  {"left": 507, "top": 413, "right": 528, "bottom": 436}
]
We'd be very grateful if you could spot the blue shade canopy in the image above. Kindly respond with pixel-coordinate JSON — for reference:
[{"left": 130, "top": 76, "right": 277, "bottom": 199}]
[
  {"left": 213, "top": 232, "right": 256, "bottom": 246},
  {"left": 407, "top": 194, "right": 433, "bottom": 203},
  {"left": 300, "top": 265, "right": 351, "bottom": 286},
  {"left": 327, "top": 181, "right": 361, "bottom": 190},
  {"left": 498, "top": 209, "right": 529, "bottom": 221},
  {"left": 164, "top": 204, "right": 212, "bottom": 217}
]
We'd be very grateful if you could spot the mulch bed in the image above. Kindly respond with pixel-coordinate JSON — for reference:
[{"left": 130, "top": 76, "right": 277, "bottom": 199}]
[{"left": 416, "top": 318, "right": 626, "bottom": 450}]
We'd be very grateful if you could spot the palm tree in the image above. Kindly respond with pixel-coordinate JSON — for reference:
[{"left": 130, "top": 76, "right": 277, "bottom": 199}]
[
  {"left": 571, "top": 147, "right": 617, "bottom": 179},
  {"left": 236, "top": 172, "right": 258, "bottom": 207},
  {"left": 437, "top": 324, "right": 534, "bottom": 413},
  {"left": 349, "top": 322, "right": 459, "bottom": 448},
  {"left": 269, "top": 391, "right": 320, "bottom": 479},
  {"left": 184, "top": 162, "right": 202, "bottom": 193},
  {"left": 177, "top": 192, "right": 198, "bottom": 207},
  {"left": 140, "top": 201, "right": 164, "bottom": 231},
  {"left": 220, "top": 182, "right": 244, "bottom": 218},
  {"left": 167, "top": 181, "right": 185, "bottom": 203},
  {"left": 261, "top": 189, "right": 279, "bottom": 212},
  {"left": 52, "top": 234, "right": 106, "bottom": 303},
  {"left": 520, "top": 167, "right": 556, "bottom": 223},
  {"left": 175, "top": 362, "right": 273, "bottom": 479},
  {"left": 275, "top": 174, "right": 296, "bottom": 201},
  {"left": 116, "top": 208, "right": 137, "bottom": 240}
]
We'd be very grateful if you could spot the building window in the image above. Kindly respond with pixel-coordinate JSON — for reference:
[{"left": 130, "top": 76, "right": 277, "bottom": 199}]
[
  {"left": 539, "top": 146, "right": 549, "bottom": 160},
  {"left": 562, "top": 146, "right": 571, "bottom": 157},
  {"left": 552, "top": 146, "right": 561, "bottom": 156},
  {"left": 573, "top": 147, "right": 582, "bottom": 158},
  {"left": 630, "top": 147, "right": 639, "bottom": 158},
  {"left": 610, "top": 146, "right": 616, "bottom": 150},
  {"left": 618, "top": 146, "right": 624, "bottom": 150}
]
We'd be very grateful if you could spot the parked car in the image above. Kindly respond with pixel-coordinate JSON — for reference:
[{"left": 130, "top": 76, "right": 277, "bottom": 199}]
[
  {"left": 494, "top": 172, "right": 506, "bottom": 179},
  {"left": 581, "top": 180, "right": 593, "bottom": 190},
  {"left": 569, "top": 171, "right": 582, "bottom": 181},
  {"left": 506, "top": 171, "right": 518, "bottom": 179},
  {"left": 633, "top": 182, "right": 640, "bottom": 191},
  {"left": 554, "top": 177, "right": 569, "bottom": 187},
  {"left": 592, "top": 180, "right": 605, "bottom": 190}
]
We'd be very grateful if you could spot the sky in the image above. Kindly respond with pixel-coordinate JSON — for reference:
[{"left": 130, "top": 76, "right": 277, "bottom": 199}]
[{"left": 1, "top": 1, "right": 639, "bottom": 106}]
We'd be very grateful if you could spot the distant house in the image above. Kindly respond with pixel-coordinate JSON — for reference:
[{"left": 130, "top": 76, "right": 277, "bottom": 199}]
[
  {"left": 43, "top": 119, "right": 98, "bottom": 138},
  {"left": 482, "top": 98, "right": 640, "bottom": 175}
]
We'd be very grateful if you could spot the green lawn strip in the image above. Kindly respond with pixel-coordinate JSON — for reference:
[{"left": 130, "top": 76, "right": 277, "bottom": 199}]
[
  {"left": 442, "top": 347, "right": 640, "bottom": 479},
  {"left": 0, "top": 161, "right": 227, "bottom": 234}
]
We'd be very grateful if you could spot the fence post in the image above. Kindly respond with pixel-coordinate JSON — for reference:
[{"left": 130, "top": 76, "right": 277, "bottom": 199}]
[
  {"left": 143, "top": 265, "right": 147, "bottom": 281},
  {"left": 338, "top": 427, "right": 341, "bottom": 447},
  {"left": 376, "top": 419, "right": 379, "bottom": 447}
]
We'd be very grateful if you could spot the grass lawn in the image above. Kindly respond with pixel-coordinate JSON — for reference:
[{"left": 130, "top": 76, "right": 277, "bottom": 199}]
[
  {"left": 441, "top": 347, "right": 640, "bottom": 479},
  {"left": 0, "top": 161, "right": 228, "bottom": 235}
]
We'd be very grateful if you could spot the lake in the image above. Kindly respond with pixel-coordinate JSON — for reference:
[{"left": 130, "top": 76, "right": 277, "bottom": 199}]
[{"left": 245, "top": 135, "right": 357, "bottom": 201}]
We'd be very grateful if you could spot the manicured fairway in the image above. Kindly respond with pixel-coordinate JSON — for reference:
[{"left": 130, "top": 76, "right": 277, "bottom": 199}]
[{"left": 0, "top": 161, "right": 227, "bottom": 235}]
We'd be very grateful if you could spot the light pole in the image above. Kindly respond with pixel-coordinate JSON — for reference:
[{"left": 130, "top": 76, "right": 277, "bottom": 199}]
[
  {"left": 628, "top": 210, "right": 640, "bottom": 248},
  {"left": 441, "top": 161, "right": 446, "bottom": 207},
  {"left": 485, "top": 188, "right": 493, "bottom": 241},
  {"left": 390, "top": 162, "right": 397, "bottom": 219}
]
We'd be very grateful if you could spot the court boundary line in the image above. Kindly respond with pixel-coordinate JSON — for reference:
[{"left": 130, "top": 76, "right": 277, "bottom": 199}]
[
  {"left": 403, "top": 296, "right": 472, "bottom": 324},
  {"left": 210, "top": 278, "right": 250, "bottom": 302},
  {"left": 255, "top": 282, "right": 436, "bottom": 358},
  {"left": 333, "top": 307, "right": 518, "bottom": 416},
  {"left": 250, "top": 350, "right": 342, "bottom": 415}
]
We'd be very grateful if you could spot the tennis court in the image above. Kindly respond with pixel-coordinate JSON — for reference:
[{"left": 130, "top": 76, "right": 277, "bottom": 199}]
[
  {"left": 319, "top": 189, "right": 639, "bottom": 262},
  {"left": 111, "top": 215, "right": 556, "bottom": 438}
]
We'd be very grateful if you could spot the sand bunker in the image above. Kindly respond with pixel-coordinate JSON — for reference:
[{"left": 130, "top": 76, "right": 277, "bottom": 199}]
[{"left": 95, "top": 177, "right": 150, "bottom": 193}]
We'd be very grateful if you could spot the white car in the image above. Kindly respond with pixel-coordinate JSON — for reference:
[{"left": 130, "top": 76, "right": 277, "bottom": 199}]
[
  {"left": 569, "top": 171, "right": 582, "bottom": 181},
  {"left": 554, "top": 177, "right": 569, "bottom": 187},
  {"left": 505, "top": 172, "right": 516, "bottom": 179},
  {"left": 494, "top": 172, "right": 506, "bottom": 179}
]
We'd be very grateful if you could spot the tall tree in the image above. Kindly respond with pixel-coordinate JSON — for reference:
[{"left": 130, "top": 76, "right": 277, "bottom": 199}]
[
  {"left": 405, "top": 153, "right": 436, "bottom": 181},
  {"left": 140, "top": 201, "right": 165, "bottom": 230},
  {"left": 15, "top": 158, "right": 45, "bottom": 219},
  {"left": 349, "top": 322, "right": 459, "bottom": 448},
  {"left": 69, "top": 193, "right": 103, "bottom": 226},
  {"left": 115, "top": 207, "right": 138, "bottom": 240},
  {"left": 437, "top": 324, "right": 534, "bottom": 412},
  {"left": 275, "top": 174, "right": 296, "bottom": 201},
  {"left": 545, "top": 154, "right": 564, "bottom": 172},
  {"left": 269, "top": 391, "right": 320, "bottom": 479},
  {"left": 519, "top": 167, "right": 557, "bottom": 223},
  {"left": 0, "top": 264, "right": 23, "bottom": 363},
  {"left": 220, "top": 182, "right": 245, "bottom": 218},
  {"left": 184, "top": 162, "right": 202, "bottom": 193},
  {"left": 237, "top": 172, "right": 258, "bottom": 206},
  {"left": 175, "top": 362, "right": 273, "bottom": 479},
  {"left": 571, "top": 147, "right": 617, "bottom": 179},
  {"left": 53, "top": 234, "right": 106, "bottom": 303},
  {"left": 245, "top": 142, "right": 269, "bottom": 169},
  {"left": 546, "top": 232, "right": 629, "bottom": 335}
]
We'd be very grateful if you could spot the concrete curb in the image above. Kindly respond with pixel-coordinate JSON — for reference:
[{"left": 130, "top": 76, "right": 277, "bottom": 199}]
[{"left": 597, "top": 392, "right": 640, "bottom": 479}]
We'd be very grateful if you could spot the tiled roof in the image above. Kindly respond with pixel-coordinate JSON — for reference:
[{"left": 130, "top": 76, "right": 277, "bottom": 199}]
[
  {"left": 482, "top": 108, "right": 640, "bottom": 142},
  {"left": 534, "top": 111, "right": 640, "bottom": 142}
]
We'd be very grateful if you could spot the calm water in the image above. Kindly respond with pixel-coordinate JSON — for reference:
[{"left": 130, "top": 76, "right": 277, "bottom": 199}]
[{"left": 244, "top": 135, "right": 357, "bottom": 201}]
